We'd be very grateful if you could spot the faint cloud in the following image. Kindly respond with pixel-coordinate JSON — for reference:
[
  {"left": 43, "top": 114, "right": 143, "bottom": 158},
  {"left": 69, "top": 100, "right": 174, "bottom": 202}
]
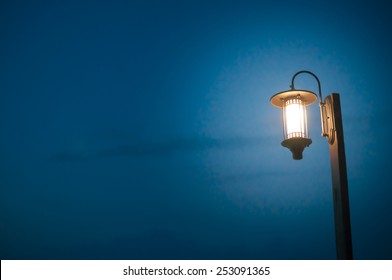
[
  {"left": 50, "top": 136, "right": 267, "bottom": 162},
  {"left": 50, "top": 152, "right": 90, "bottom": 161}
]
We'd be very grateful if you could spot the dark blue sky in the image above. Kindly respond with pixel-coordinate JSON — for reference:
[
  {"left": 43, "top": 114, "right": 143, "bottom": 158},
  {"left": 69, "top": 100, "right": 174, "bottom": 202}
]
[{"left": 1, "top": 0, "right": 391, "bottom": 259}]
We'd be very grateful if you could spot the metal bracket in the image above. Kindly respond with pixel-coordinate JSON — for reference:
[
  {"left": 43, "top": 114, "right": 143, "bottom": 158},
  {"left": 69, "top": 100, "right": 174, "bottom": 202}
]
[{"left": 320, "top": 95, "right": 335, "bottom": 144}]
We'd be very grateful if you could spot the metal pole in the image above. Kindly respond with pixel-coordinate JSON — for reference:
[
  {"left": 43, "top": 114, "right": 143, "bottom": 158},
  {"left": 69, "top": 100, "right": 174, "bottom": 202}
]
[{"left": 327, "top": 93, "right": 353, "bottom": 260}]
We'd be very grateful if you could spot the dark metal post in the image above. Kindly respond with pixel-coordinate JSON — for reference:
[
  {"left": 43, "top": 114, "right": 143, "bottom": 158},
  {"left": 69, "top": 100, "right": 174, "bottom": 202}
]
[{"left": 327, "top": 93, "right": 353, "bottom": 260}]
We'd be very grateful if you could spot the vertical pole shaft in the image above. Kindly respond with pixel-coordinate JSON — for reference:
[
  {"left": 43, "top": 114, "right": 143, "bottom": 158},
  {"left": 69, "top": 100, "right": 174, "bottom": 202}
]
[{"left": 328, "top": 93, "right": 353, "bottom": 260}]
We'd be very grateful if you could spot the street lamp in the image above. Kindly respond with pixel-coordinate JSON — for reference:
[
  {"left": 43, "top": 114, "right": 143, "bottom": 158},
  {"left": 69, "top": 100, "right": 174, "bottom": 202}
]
[{"left": 270, "top": 70, "right": 353, "bottom": 260}]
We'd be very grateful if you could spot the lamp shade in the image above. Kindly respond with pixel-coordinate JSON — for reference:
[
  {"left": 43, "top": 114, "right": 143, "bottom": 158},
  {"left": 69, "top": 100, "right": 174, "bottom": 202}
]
[{"left": 270, "top": 89, "right": 317, "bottom": 159}]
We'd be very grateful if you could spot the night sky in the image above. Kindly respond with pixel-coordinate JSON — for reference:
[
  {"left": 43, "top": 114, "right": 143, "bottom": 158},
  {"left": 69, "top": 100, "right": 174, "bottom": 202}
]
[{"left": 1, "top": 0, "right": 392, "bottom": 260}]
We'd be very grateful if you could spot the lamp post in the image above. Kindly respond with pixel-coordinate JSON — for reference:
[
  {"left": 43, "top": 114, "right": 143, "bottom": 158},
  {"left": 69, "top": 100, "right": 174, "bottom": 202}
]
[{"left": 270, "top": 70, "right": 353, "bottom": 260}]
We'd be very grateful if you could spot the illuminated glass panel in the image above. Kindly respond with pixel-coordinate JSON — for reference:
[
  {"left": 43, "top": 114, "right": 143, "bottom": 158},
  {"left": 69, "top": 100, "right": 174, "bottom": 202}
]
[{"left": 283, "top": 98, "right": 308, "bottom": 139}]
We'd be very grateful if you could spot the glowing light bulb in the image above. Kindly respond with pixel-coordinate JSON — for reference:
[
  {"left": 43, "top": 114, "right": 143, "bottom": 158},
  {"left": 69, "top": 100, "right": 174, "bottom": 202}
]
[{"left": 283, "top": 98, "right": 307, "bottom": 139}]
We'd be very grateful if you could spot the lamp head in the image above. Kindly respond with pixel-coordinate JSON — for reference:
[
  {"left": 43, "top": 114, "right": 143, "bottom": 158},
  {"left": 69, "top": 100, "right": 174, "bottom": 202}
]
[{"left": 270, "top": 89, "right": 318, "bottom": 160}]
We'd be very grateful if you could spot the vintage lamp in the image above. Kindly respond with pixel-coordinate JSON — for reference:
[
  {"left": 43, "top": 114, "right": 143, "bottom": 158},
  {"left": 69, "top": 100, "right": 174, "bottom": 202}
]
[
  {"left": 269, "top": 70, "right": 352, "bottom": 260},
  {"left": 270, "top": 89, "right": 317, "bottom": 159}
]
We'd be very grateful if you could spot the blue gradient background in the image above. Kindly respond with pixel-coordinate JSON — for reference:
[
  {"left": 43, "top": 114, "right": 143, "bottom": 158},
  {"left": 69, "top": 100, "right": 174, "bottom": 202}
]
[{"left": 1, "top": 0, "right": 391, "bottom": 259}]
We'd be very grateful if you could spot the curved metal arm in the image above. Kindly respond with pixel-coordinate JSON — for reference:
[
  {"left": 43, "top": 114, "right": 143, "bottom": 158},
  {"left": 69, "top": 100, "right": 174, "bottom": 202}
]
[{"left": 290, "top": 70, "right": 323, "bottom": 103}]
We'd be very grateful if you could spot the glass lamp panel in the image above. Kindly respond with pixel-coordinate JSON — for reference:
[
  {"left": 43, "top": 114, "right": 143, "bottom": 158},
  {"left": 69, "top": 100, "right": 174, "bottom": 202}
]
[{"left": 283, "top": 98, "right": 307, "bottom": 139}]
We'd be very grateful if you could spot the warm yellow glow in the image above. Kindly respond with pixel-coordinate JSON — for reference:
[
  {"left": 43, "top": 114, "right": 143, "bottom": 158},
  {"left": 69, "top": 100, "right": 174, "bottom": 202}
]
[{"left": 284, "top": 99, "right": 306, "bottom": 138}]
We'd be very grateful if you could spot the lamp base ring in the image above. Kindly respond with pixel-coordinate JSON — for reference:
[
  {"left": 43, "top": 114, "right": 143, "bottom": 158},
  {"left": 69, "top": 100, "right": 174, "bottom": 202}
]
[{"left": 281, "top": 137, "right": 312, "bottom": 160}]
